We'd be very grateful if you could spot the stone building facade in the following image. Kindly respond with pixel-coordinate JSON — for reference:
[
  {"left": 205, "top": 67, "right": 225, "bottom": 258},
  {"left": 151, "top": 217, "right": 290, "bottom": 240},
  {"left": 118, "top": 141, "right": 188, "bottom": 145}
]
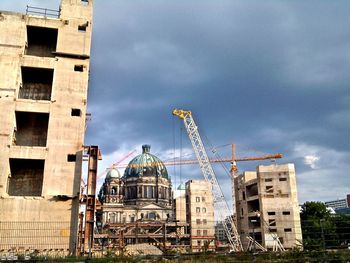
[
  {"left": 0, "top": 0, "right": 93, "bottom": 254},
  {"left": 185, "top": 180, "right": 215, "bottom": 252},
  {"left": 98, "top": 145, "right": 173, "bottom": 227},
  {"left": 234, "top": 163, "right": 302, "bottom": 250}
]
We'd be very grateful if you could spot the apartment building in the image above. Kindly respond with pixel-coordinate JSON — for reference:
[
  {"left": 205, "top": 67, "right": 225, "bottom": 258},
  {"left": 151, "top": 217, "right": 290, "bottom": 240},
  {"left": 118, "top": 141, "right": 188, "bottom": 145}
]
[{"left": 185, "top": 179, "right": 215, "bottom": 252}]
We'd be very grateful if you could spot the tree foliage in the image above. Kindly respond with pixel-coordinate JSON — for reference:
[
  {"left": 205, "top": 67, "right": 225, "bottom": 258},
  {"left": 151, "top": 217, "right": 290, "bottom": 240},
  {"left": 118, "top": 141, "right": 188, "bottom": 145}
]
[{"left": 301, "top": 201, "right": 350, "bottom": 250}]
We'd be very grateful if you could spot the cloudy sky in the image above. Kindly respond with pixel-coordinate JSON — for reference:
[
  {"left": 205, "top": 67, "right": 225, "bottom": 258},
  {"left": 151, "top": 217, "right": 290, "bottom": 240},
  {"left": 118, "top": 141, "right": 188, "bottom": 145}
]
[{"left": 1, "top": 0, "right": 349, "bottom": 205}]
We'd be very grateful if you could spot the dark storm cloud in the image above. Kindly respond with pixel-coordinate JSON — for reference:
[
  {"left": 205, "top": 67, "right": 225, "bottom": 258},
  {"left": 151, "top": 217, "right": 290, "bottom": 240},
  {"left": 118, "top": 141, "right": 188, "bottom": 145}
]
[{"left": 1, "top": 0, "right": 349, "bottom": 203}]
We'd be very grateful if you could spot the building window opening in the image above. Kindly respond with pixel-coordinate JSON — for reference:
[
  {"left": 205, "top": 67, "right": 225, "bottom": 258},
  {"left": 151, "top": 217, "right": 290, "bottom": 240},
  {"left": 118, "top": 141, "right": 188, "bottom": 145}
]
[
  {"left": 246, "top": 183, "right": 258, "bottom": 197},
  {"left": 78, "top": 23, "right": 88, "bottom": 32},
  {"left": 203, "top": 219, "right": 207, "bottom": 225},
  {"left": 279, "top": 178, "right": 287, "bottom": 182},
  {"left": 247, "top": 199, "right": 260, "bottom": 213},
  {"left": 67, "top": 154, "right": 76, "bottom": 162},
  {"left": 203, "top": 230, "right": 208, "bottom": 236},
  {"left": 196, "top": 196, "right": 200, "bottom": 202},
  {"left": 202, "top": 207, "right": 206, "bottom": 213},
  {"left": 148, "top": 212, "right": 156, "bottom": 220},
  {"left": 71, "top": 109, "right": 81, "bottom": 116},
  {"left": 19, "top": 67, "right": 53, "bottom": 101},
  {"left": 284, "top": 228, "right": 292, "bottom": 232},
  {"left": 74, "top": 65, "right": 84, "bottom": 72},
  {"left": 269, "top": 219, "right": 276, "bottom": 226},
  {"left": 267, "top": 211, "right": 276, "bottom": 216},
  {"left": 14, "top": 111, "right": 49, "bottom": 147},
  {"left": 81, "top": 0, "right": 89, "bottom": 6},
  {"left": 196, "top": 207, "right": 200, "bottom": 213},
  {"left": 282, "top": 211, "right": 290, "bottom": 215},
  {"left": 265, "top": 185, "right": 274, "bottom": 193},
  {"left": 8, "top": 158, "right": 44, "bottom": 196},
  {"left": 25, "top": 26, "right": 58, "bottom": 57}
]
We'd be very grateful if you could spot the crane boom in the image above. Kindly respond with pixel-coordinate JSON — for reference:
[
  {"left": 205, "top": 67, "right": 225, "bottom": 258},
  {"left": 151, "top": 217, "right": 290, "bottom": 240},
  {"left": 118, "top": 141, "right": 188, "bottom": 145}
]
[
  {"left": 115, "top": 153, "right": 283, "bottom": 168},
  {"left": 172, "top": 108, "right": 243, "bottom": 252}
]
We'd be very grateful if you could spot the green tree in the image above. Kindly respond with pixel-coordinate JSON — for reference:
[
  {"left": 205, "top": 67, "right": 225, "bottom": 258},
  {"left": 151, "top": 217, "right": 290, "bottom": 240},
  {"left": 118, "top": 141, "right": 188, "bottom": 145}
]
[{"left": 300, "top": 201, "right": 336, "bottom": 250}]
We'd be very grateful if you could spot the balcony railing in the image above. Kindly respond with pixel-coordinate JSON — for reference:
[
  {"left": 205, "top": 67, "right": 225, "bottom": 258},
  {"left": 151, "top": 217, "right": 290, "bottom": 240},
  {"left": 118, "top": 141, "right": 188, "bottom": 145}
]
[{"left": 26, "top": 5, "right": 60, "bottom": 18}]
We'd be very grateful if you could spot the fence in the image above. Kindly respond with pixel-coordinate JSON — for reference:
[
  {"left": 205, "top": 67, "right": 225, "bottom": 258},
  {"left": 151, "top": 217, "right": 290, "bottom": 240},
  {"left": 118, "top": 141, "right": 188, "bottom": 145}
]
[{"left": 0, "top": 221, "right": 71, "bottom": 257}]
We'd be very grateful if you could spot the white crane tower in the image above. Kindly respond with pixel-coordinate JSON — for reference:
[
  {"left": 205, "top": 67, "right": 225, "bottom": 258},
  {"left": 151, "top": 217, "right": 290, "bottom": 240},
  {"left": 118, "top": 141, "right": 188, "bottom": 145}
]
[{"left": 172, "top": 109, "right": 243, "bottom": 252}]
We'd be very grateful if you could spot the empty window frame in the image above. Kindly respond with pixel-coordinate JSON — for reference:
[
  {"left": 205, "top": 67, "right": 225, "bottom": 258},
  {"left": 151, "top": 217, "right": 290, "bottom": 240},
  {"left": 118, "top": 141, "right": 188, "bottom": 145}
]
[
  {"left": 269, "top": 219, "right": 276, "bottom": 226},
  {"left": 78, "top": 22, "right": 88, "bottom": 32},
  {"left": 74, "top": 65, "right": 84, "bottom": 72},
  {"left": 265, "top": 185, "right": 274, "bottom": 193},
  {"left": 202, "top": 207, "right": 206, "bottom": 213},
  {"left": 282, "top": 211, "right": 291, "bottom": 215},
  {"left": 19, "top": 67, "right": 54, "bottom": 101},
  {"left": 196, "top": 207, "right": 201, "bottom": 213},
  {"left": 71, "top": 109, "right": 81, "bottom": 117},
  {"left": 246, "top": 183, "right": 258, "bottom": 197},
  {"left": 269, "top": 228, "right": 277, "bottom": 233},
  {"left": 196, "top": 197, "right": 200, "bottom": 202},
  {"left": 67, "top": 154, "right": 77, "bottom": 162},
  {"left": 25, "top": 26, "right": 58, "bottom": 57},
  {"left": 81, "top": 0, "right": 89, "bottom": 6},
  {"left": 8, "top": 158, "right": 44, "bottom": 196},
  {"left": 267, "top": 211, "right": 276, "bottom": 216},
  {"left": 279, "top": 178, "right": 287, "bottom": 181},
  {"left": 14, "top": 112, "right": 49, "bottom": 147},
  {"left": 284, "top": 228, "right": 292, "bottom": 232},
  {"left": 265, "top": 178, "right": 273, "bottom": 182}
]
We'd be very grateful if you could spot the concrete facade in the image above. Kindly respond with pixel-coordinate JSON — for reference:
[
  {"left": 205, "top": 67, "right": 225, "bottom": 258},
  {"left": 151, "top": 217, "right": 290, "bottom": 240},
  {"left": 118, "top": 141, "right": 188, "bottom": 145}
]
[
  {"left": 0, "top": 0, "right": 93, "bottom": 254},
  {"left": 234, "top": 164, "right": 302, "bottom": 250},
  {"left": 185, "top": 180, "right": 215, "bottom": 252}
]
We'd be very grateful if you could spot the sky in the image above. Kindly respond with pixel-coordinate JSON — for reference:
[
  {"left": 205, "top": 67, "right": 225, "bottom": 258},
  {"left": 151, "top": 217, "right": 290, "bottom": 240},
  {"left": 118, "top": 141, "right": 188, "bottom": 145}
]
[{"left": 1, "top": 0, "right": 349, "bottom": 205}]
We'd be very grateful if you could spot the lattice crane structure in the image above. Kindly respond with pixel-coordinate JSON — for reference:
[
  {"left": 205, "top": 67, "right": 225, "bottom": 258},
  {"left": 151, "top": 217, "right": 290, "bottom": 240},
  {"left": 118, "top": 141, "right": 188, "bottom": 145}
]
[{"left": 172, "top": 108, "right": 243, "bottom": 252}]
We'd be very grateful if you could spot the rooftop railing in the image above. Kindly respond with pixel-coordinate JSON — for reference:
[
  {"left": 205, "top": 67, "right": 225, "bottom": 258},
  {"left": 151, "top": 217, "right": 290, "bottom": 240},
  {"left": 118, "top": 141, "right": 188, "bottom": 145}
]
[{"left": 26, "top": 5, "right": 60, "bottom": 19}]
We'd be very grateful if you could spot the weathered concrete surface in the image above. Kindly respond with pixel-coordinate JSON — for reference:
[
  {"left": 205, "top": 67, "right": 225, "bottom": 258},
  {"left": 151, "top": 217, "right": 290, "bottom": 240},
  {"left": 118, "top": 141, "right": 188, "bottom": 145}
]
[
  {"left": 0, "top": 0, "right": 93, "bottom": 254},
  {"left": 235, "top": 163, "right": 303, "bottom": 250}
]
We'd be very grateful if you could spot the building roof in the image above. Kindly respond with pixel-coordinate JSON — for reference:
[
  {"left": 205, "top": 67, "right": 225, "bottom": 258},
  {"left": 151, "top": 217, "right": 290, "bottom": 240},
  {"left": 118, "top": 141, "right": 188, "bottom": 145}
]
[
  {"left": 106, "top": 168, "right": 121, "bottom": 179},
  {"left": 124, "top": 145, "right": 169, "bottom": 180}
]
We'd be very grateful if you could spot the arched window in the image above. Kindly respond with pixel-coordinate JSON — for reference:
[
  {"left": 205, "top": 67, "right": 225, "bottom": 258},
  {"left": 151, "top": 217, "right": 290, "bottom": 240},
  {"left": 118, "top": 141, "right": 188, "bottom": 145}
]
[{"left": 111, "top": 187, "right": 117, "bottom": 195}]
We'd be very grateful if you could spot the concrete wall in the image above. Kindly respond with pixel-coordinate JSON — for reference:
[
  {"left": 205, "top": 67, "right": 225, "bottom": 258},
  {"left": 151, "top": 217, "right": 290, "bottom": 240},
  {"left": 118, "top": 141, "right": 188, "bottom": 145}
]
[
  {"left": 0, "top": 0, "right": 93, "bottom": 254},
  {"left": 235, "top": 164, "right": 302, "bottom": 250}
]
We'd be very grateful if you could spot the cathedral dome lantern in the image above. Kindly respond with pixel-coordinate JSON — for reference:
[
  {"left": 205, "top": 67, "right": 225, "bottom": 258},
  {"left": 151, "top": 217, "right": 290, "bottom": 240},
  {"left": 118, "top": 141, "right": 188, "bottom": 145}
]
[{"left": 124, "top": 145, "right": 169, "bottom": 180}]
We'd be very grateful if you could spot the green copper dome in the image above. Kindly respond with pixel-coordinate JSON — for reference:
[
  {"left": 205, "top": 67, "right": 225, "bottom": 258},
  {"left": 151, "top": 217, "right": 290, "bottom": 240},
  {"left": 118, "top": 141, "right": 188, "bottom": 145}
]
[
  {"left": 106, "top": 168, "right": 121, "bottom": 179},
  {"left": 124, "top": 145, "right": 169, "bottom": 180}
]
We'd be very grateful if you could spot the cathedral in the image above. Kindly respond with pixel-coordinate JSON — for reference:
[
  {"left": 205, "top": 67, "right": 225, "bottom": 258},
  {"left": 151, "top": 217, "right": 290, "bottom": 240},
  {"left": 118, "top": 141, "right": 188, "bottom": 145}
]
[{"left": 97, "top": 145, "right": 173, "bottom": 225}]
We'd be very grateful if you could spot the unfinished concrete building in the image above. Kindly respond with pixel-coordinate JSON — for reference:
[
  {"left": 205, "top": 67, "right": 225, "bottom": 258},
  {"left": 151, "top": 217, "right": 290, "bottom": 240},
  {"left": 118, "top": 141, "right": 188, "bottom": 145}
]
[
  {"left": 0, "top": 0, "right": 93, "bottom": 255},
  {"left": 185, "top": 180, "right": 215, "bottom": 252},
  {"left": 234, "top": 164, "right": 302, "bottom": 250}
]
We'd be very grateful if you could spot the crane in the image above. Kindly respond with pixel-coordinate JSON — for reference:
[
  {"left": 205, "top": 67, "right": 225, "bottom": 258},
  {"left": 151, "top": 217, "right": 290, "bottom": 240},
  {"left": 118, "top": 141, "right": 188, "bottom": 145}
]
[
  {"left": 172, "top": 108, "right": 243, "bottom": 252},
  {"left": 115, "top": 151, "right": 283, "bottom": 169}
]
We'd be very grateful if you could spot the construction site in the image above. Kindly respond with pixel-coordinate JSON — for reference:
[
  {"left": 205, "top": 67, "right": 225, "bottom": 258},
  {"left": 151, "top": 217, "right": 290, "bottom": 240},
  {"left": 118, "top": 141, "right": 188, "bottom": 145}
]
[{"left": 0, "top": 0, "right": 308, "bottom": 261}]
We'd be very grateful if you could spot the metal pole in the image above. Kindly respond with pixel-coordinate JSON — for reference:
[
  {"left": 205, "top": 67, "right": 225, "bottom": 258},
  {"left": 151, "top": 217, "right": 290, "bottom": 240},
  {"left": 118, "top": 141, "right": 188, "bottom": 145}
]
[{"left": 320, "top": 219, "right": 326, "bottom": 262}]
